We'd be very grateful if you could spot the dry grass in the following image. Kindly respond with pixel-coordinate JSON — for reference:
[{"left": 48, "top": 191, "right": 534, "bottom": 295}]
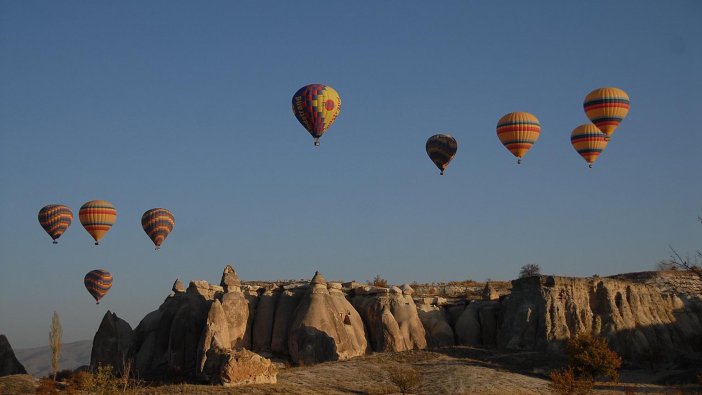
[
  {"left": 0, "top": 374, "right": 39, "bottom": 394},
  {"left": 1, "top": 348, "right": 697, "bottom": 394}
]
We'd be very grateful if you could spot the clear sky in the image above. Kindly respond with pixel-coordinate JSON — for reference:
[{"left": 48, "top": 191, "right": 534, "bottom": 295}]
[{"left": 1, "top": 1, "right": 700, "bottom": 348}]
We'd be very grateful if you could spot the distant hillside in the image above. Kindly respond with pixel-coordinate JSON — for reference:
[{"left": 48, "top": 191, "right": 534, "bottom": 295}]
[{"left": 14, "top": 340, "right": 91, "bottom": 378}]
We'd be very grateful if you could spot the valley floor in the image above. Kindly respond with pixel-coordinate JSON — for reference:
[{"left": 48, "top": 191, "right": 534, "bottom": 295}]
[{"left": 2, "top": 346, "right": 699, "bottom": 394}]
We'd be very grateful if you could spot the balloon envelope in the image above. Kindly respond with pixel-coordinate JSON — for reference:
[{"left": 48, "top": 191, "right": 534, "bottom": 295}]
[
  {"left": 84, "top": 269, "right": 113, "bottom": 304},
  {"left": 38, "top": 204, "right": 73, "bottom": 243},
  {"left": 141, "top": 208, "right": 175, "bottom": 250},
  {"left": 571, "top": 124, "right": 608, "bottom": 167},
  {"left": 79, "top": 200, "right": 117, "bottom": 245},
  {"left": 425, "top": 134, "right": 458, "bottom": 175},
  {"left": 291, "top": 84, "right": 341, "bottom": 145},
  {"left": 496, "top": 112, "right": 541, "bottom": 163},
  {"left": 583, "top": 87, "right": 629, "bottom": 140}
]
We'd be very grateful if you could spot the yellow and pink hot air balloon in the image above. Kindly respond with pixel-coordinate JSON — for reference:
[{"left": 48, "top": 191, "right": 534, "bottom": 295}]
[
  {"left": 496, "top": 112, "right": 541, "bottom": 164},
  {"left": 292, "top": 84, "right": 341, "bottom": 146},
  {"left": 79, "top": 200, "right": 117, "bottom": 245},
  {"left": 583, "top": 87, "right": 630, "bottom": 141}
]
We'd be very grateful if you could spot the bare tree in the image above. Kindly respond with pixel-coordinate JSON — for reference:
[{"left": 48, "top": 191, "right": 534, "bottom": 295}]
[
  {"left": 49, "top": 311, "right": 62, "bottom": 381},
  {"left": 661, "top": 212, "right": 702, "bottom": 274},
  {"left": 519, "top": 263, "right": 541, "bottom": 278}
]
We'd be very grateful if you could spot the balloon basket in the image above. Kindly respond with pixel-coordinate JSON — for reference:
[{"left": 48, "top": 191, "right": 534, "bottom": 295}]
[
  {"left": 588, "top": 164, "right": 593, "bottom": 168},
  {"left": 53, "top": 240, "right": 58, "bottom": 245},
  {"left": 95, "top": 242, "right": 99, "bottom": 245},
  {"left": 440, "top": 171, "right": 444, "bottom": 175},
  {"left": 517, "top": 159, "right": 522, "bottom": 165}
]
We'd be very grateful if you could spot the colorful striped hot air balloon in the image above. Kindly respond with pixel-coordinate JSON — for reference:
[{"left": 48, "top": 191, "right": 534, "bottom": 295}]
[
  {"left": 426, "top": 134, "right": 458, "bottom": 175},
  {"left": 79, "top": 200, "right": 117, "bottom": 245},
  {"left": 583, "top": 87, "right": 630, "bottom": 140},
  {"left": 292, "top": 84, "right": 341, "bottom": 146},
  {"left": 496, "top": 112, "right": 541, "bottom": 164},
  {"left": 571, "top": 124, "right": 609, "bottom": 168},
  {"left": 141, "top": 208, "right": 175, "bottom": 250},
  {"left": 84, "top": 269, "right": 113, "bottom": 304},
  {"left": 38, "top": 204, "right": 73, "bottom": 244}
]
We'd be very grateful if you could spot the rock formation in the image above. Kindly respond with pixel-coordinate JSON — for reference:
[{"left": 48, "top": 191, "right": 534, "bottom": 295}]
[
  {"left": 90, "top": 312, "right": 134, "bottom": 373},
  {"left": 89, "top": 266, "right": 702, "bottom": 385},
  {"left": 497, "top": 272, "right": 702, "bottom": 359},
  {"left": 352, "top": 285, "right": 427, "bottom": 352},
  {"left": 0, "top": 335, "right": 27, "bottom": 377},
  {"left": 217, "top": 349, "right": 277, "bottom": 386},
  {"left": 288, "top": 272, "right": 367, "bottom": 365}
]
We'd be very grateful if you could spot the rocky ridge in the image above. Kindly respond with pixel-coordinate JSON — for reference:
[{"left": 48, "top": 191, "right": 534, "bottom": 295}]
[{"left": 90, "top": 267, "right": 702, "bottom": 384}]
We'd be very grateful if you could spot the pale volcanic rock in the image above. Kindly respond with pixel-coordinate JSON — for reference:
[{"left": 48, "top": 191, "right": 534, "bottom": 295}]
[
  {"left": 0, "top": 335, "right": 27, "bottom": 377},
  {"left": 90, "top": 311, "right": 134, "bottom": 374},
  {"left": 352, "top": 291, "right": 427, "bottom": 352},
  {"left": 270, "top": 286, "right": 305, "bottom": 355},
  {"left": 416, "top": 304, "right": 455, "bottom": 347},
  {"left": 197, "top": 300, "right": 231, "bottom": 378},
  {"left": 220, "top": 265, "right": 241, "bottom": 291},
  {"left": 251, "top": 285, "right": 279, "bottom": 353},
  {"left": 482, "top": 282, "right": 499, "bottom": 301},
  {"left": 172, "top": 278, "right": 185, "bottom": 293},
  {"left": 455, "top": 302, "right": 482, "bottom": 345},
  {"left": 218, "top": 349, "right": 277, "bottom": 386},
  {"left": 401, "top": 284, "right": 415, "bottom": 295},
  {"left": 497, "top": 274, "right": 702, "bottom": 359},
  {"left": 288, "top": 272, "right": 367, "bottom": 365}
]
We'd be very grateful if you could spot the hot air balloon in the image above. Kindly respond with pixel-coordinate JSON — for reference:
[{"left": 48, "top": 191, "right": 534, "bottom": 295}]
[
  {"left": 583, "top": 87, "right": 629, "bottom": 140},
  {"left": 38, "top": 204, "right": 73, "bottom": 244},
  {"left": 571, "top": 124, "right": 608, "bottom": 168},
  {"left": 84, "top": 269, "right": 112, "bottom": 304},
  {"left": 291, "top": 84, "right": 341, "bottom": 146},
  {"left": 496, "top": 112, "right": 541, "bottom": 164},
  {"left": 426, "top": 134, "right": 458, "bottom": 175},
  {"left": 141, "top": 208, "right": 175, "bottom": 250},
  {"left": 79, "top": 200, "right": 117, "bottom": 245}
]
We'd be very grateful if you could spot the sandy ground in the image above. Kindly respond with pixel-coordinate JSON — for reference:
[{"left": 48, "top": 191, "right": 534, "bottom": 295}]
[{"left": 2, "top": 346, "right": 700, "bottom": 394}]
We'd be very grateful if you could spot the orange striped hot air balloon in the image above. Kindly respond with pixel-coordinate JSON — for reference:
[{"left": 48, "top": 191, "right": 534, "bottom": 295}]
[
  {"left": 38, "top": 204, "right": 73, "bottom": 244},
  {"left": 571, "top": 124, "right": 609, "bottom": 168},
  {"left": 583, "top": 87, "right": 630, "bottom": 140},
  {"left": 425, "top": 134, "right": 458, "bottom": 175},
  {"left": 79, "top": 200, "right": 117, "bottom": 245},
  {"left": 84, "top": 269, "right": 113, "bottom": 304},
  {"left": 496, "top": 112, "right": 541, "bottom": 164},
  {"left": 141, "top": 208, "right": 175, "bottom": 250}
]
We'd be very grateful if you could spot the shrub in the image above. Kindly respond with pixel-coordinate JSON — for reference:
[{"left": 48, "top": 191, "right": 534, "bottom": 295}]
[
  {"left": 566, "top": 334, "right": 622, "bottom": 382},
  {"left": 549, "top": 367, "right": 594, "bottom": 395},
  {"left": 35, "top": 378, "right": 60, "bottom": 395},
  {"left": 370, "top": 274, "right": 389, "bottom": 288},
  {"left": 519, "top": 263, "right": 541, "bottom": 278},
  {"left": 54, "top": 368, "right": 74, "bottom": 382},
  {"left": 385, "top": 364, "right": 421, "bottom": 394}
]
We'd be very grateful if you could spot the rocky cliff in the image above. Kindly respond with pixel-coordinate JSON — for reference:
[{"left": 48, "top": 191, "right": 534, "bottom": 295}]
[
  {"left": 497, "top": 271, "right": 702, "bottom": 360},
  {"left": 90, "top": 267, "right": 702, "bottom": 382},
  {"left": 0, "top": 335, "right": 26, "bottom": 377}
]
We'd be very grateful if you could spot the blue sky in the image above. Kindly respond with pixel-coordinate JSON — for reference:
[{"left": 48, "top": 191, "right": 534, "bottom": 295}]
[{"left": 1, "top": 1, "right": 700, "bottom": 347}]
